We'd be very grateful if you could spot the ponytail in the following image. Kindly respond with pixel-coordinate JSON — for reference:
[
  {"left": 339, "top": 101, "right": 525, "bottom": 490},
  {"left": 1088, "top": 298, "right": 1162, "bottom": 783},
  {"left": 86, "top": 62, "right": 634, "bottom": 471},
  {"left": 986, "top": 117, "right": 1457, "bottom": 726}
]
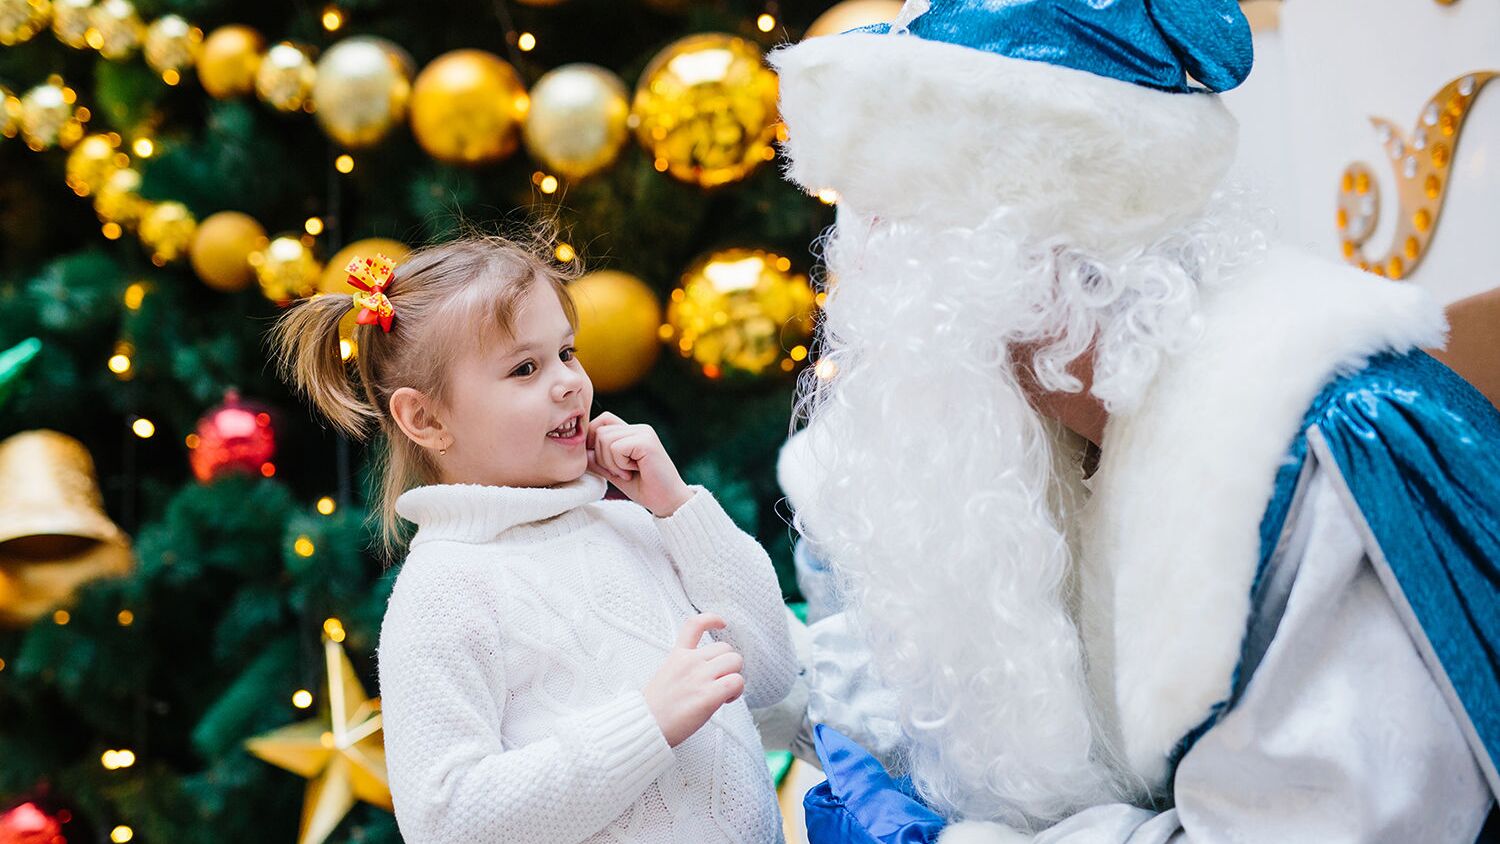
[{"left": 268, "top": 294, "right": 381, "bottom": 441}]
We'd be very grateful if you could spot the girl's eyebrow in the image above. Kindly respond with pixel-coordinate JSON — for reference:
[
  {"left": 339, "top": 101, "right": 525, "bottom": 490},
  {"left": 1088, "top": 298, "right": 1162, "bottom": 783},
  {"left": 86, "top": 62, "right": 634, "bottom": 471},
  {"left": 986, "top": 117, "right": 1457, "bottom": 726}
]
[{"left": 500, "top": 330, "right": 574, "bottom": 359}]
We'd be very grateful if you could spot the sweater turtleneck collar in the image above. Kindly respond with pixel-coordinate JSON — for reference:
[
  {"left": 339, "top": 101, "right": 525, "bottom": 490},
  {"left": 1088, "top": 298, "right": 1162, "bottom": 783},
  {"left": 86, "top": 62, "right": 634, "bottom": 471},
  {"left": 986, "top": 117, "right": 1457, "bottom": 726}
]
[{"left": 395, "top": 473, "right": 608, "bottom": 545}]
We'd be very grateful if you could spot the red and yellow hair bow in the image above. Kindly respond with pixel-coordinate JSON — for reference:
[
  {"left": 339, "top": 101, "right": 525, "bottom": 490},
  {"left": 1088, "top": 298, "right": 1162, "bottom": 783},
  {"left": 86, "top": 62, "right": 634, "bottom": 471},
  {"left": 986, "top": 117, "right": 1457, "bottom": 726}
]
[{"left": 345, "top": 253, "right": 397, "bottom": 333}]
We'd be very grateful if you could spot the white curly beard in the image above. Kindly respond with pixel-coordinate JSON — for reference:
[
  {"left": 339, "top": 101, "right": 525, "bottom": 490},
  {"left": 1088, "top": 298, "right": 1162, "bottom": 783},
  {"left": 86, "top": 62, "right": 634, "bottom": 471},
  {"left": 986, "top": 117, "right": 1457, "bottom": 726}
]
[{"left": 793, "top": 195, "right": 1266, "bottom": 830}]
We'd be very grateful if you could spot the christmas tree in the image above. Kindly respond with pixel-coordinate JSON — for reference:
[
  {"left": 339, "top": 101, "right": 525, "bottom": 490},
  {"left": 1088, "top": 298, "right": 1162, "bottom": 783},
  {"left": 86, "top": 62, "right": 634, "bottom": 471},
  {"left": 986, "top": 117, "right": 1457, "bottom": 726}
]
[{"left": 0, "top": 0, "right": 885, "bottom": 839}]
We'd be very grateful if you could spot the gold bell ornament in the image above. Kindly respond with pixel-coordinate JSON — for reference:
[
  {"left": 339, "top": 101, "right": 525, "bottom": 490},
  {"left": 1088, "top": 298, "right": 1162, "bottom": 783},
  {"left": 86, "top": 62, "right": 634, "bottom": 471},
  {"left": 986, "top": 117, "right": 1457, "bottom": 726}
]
[{"left": 0, "top": 430, "right": 133, "bottom": 627}]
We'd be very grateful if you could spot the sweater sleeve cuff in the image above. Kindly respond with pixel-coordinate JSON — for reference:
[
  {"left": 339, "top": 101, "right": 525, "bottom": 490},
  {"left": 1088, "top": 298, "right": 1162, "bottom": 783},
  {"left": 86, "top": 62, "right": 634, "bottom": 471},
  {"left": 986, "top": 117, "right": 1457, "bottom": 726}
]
[
  {"left": 655, "top": 486, "right": 741, "bottom": 562},
  {"left": 575, "top": 690, "right": 676, "bottom": 796}
]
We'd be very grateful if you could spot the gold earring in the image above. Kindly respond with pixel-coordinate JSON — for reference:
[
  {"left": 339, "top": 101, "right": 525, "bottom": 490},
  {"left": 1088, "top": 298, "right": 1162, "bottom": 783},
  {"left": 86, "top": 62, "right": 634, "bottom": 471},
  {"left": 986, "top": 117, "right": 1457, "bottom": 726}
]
[{"left": 439, "top": 447, "right": 447, "bottom": 456}]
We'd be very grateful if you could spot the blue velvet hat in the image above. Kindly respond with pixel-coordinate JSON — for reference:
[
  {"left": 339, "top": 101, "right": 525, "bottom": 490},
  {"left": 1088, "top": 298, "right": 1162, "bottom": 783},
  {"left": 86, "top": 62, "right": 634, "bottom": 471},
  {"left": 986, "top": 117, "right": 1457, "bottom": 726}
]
[{"left": 853, "top": 0, "right": 1253, "bottom": 94}]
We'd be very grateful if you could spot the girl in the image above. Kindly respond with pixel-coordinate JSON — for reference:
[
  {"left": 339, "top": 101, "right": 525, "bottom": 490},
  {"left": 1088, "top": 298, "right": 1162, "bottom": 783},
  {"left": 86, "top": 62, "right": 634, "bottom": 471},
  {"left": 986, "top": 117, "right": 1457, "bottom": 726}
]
[{"left": 269, "top": 236, "right": 798, "bottom": 843}]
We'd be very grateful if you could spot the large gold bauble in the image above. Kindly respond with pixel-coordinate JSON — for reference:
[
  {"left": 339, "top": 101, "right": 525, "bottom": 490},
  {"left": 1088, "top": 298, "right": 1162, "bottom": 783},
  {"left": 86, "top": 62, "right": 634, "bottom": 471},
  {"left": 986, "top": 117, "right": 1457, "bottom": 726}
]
[
  {"left": 0, "top": 0, "right": 51, "bottom": 46},
  {"left": 144, "top": 14, "right": 202, "bottom": 76},
  {"left": 0, "top": 430, "right": 133, "bottom": 628},
  {"left": 88, "top": 0, "right": 142, "bottom": 59},
  {"left": 256, "top": 41, "right": 317, "bottom": 113},
  {"left": 569, "top": 270, "right": 663, "bottom": 393},
  {"left": 631, "top": 33, "right": 779, "bottom": 188},
  {"left": 93, "top": 165, "right": 146, "bottom": 227},
  {"left": 49, "top": 0, "right": 89, "bottom": 48},
  {"left": 199, "top": 24, "right": 264, "bottom": 99},
  {"left": 409, "top": 49, "right": 526, "bottom": 165},
  {"left": 803, "top": 0, "right": 903, "bottom": 38},
  {"left": 64, "top": 132, "right": 124, "bottom": 196},
  {"left": 1, "top": 87, "right": 17, "bottom": 140},
  {"left": 313, "top": 36, "right": 412, "bottom": 149},
  {"left": 663, "top": 248, "right": 816, "bottom": 380},
  {"left": 320, "top": 238, "right": 409, "bottom": 360},
  {"left": 251, "top": 234, "right": 321, "bottom": 306},
  {"left": 524, "top": 64, "right": 629, "bottom": 180},
  {"left": 139, "top": 201, "right": 197, "bottom": 264},
  {"left": 18, "top": 79, "right": 85, "bottom": 150},
  {"left": 190, "top": 211, "right": 268, "bottom": 292}
]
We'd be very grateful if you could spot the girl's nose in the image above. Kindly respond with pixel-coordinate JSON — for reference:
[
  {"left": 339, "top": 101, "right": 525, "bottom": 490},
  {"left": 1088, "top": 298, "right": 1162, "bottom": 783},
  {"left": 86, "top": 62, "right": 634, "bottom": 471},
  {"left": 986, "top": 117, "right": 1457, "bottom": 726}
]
[{"left": 552, "top": 368, "right": 585, "bottom": 401}]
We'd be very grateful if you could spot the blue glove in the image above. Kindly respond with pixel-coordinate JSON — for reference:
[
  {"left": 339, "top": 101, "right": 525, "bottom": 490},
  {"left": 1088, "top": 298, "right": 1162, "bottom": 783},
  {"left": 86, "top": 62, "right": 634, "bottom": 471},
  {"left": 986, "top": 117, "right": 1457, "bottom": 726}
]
[{"left": 804, "top": 724, "right": 947, "bottom": 844}]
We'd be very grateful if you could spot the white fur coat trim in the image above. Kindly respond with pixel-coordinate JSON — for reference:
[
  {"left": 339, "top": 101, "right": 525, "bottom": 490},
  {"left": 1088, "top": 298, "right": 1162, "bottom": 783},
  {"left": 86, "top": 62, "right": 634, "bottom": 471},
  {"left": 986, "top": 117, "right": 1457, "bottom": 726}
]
[
  {"left": 768, "top": 32, "right": 1239, "bottom": 258},
  {"left": 1081, "top": 246, "right": 1448, "bottom": 791}
]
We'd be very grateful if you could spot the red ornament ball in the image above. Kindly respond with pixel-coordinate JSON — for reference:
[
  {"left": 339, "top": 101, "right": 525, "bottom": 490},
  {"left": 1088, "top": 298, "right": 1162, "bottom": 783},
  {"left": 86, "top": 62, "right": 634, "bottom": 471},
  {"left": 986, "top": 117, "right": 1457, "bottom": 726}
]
[
  {"left": 188, "top": 390, "right": 278, "bottom": 483},
  {"left": 0, "top": 800, "right": 70, "bottom": 844}
]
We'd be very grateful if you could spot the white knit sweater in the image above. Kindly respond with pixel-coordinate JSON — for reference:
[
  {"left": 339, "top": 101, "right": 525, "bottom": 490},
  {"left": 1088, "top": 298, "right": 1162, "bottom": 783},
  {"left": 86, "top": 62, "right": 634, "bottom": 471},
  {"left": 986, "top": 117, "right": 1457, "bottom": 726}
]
[{"left": 378, "top": 473, "right": 798, "bottom": 843}]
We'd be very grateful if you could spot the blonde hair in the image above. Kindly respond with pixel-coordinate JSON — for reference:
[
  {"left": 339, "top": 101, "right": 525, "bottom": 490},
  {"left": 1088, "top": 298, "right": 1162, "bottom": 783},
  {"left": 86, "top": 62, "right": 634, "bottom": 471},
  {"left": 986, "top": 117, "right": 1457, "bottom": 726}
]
[{"left": 269, "top": 234, "right": 579, "bottom": 563}]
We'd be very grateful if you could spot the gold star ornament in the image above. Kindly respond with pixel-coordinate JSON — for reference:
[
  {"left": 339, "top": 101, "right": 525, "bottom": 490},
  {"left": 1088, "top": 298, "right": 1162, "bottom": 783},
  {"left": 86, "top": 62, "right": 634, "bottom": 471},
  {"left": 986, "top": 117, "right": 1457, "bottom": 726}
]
[{"left": 246, "top": 635, "right": 392, "bottom": 844}]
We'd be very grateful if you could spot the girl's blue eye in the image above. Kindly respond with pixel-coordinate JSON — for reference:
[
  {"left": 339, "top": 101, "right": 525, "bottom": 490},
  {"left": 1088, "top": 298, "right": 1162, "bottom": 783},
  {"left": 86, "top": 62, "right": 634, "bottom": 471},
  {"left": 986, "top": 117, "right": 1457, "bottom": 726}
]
[
  {"left": 511, "top": 361, "right": 536, "bottom": 377},
  {"left": 560, "top": 346, "right": 576, "bottom": 362}
]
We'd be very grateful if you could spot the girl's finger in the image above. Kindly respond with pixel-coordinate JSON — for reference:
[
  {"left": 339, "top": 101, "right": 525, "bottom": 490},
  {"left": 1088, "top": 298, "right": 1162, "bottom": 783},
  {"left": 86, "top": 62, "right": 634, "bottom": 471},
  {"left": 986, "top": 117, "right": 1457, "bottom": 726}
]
[
  {"left": 696, "top": 641, "right": 735, "bottom": 660},
  {"left": 612, "top": 432, "right": 657, "bottom": 472},
  {"left": 705, "top": 652, "right": 744, "bottom": 679},
  {"left": 594, "top": 427, "right": 629, "bottom": 479},
  {"left": 586, "top": 450, "right": 615, "bottom": 481},
  {"left": 586, "top": 412, "right": 626, "bottom": 448},
  {"left": 675, "top": 613, "right": 727, "bottom": 648},
  {"left": 716, "top": 673, "right": 746, "bottom": 703},
  {"left": 610, "top": 436, "right": 645, "bottom": 473}
]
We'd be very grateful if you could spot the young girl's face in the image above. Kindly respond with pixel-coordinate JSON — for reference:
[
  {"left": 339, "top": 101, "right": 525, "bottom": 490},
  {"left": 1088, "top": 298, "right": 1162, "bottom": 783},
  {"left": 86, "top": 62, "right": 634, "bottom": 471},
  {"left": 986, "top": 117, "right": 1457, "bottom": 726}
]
[{"left": 438, "top": 282, "right": 593, "bottom": 488}]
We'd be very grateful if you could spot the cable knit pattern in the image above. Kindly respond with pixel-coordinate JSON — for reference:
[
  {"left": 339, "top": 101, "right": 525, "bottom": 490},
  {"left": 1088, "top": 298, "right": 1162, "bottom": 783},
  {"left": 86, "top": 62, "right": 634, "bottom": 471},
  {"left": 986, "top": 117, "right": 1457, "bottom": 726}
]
[{"left": 378, "top": 473, "right": 797, "bottom": 843}]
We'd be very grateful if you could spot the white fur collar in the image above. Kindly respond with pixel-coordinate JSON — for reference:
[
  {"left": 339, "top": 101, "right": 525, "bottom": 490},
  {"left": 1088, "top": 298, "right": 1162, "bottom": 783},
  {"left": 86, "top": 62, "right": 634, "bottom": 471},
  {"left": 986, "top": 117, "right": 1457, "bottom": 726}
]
[{"left": 1080, "top": 245, "right": 1447, "bottom": 791}]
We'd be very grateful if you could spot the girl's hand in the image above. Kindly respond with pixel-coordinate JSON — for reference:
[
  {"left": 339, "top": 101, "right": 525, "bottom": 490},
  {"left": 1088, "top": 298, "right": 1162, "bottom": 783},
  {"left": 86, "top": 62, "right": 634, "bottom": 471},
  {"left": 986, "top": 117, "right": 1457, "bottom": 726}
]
[
  {"left": 643, "top": 614, "right": 745, "bottom": 747},
  {"left": 586, "top": 412, "right": 693, "bottom": 518}
]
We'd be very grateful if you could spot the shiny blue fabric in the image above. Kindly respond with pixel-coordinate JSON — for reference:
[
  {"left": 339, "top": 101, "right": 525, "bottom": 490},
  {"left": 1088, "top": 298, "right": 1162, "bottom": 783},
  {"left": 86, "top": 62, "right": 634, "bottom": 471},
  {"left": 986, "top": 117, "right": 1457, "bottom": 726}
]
[
  {"left": 1306, "top": 352, "right": 1500, "bottom": 791},
  {"left": 1173, "top": 352, "right": 1500, "bottom": 807},
  {"left": 804, "top": 725, "right": 946, "bottom": 844},
  {"left": 851, "top": 0, "right": 1252, "bottom": 93}
]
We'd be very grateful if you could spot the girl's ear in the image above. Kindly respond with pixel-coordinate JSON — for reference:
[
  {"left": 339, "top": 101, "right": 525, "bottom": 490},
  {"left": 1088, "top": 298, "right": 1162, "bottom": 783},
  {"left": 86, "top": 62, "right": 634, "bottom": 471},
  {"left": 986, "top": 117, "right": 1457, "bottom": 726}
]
[{"left": 389, "top": 387, "right": 448, "bottom": 451}]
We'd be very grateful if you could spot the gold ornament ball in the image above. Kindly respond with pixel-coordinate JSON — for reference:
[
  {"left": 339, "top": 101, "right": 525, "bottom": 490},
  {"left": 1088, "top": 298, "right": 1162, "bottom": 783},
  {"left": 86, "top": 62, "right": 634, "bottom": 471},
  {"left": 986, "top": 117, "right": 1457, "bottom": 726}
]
[
  {"left": 19, "top": 79, "right": 85, "bottom": 150},
  {"left": 251, "top": 234, "right": 321, "bottom": 306},
  {"left": 88, "top": 0, "right": 142, "bottom": 60},
  {"left": 144, "top": 15, "right": 202, "bottom": 76},
  {"left": 93, "top": 166, "right": 146, "bottom": 227},
  {"left": 664, "top": 248, "right": 816, "bottom": 380},
  {"left": 321, "top": 238, "right": 409, "bottom": 360},
  {"left": 569, "top": 270, "right": 663, "bottom": 393},
  {"left": 2, "top": 87, "right": 20, "bottom": 140},
  {"left": 0, "top": 0, "right": 51, "bottom": 46},
  {"left": 631, "top": 33, "right": 780, "bottom": 188},
  {"left": 256, "top": 41, "right": 317, "bottom": 113},
  {"left": 524, "top": 64, "right": 630, "bottom": 180},
  {"left": 139, "top": 201, "right": 197, "bottom": 264},
  {"left": 313, "top": 36, "right": 413, "bottom": 149},
  {"left": 49, "top": 0, "right": 89, "bottom": 48},
  {"left": 190, "top": 211, "right": 268, "bottom": 292},
  {"left": 409, "top": 49, "right": 527, "bottom": 165},
  {"left": 199, "top": 25, "right": 264, "bottom": 99},
  {"left": 64, "top": 132, "right": 123, "bottom": 196},
  {"left": 803, "top": 0, "right": 903, "bottom": 38}
]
